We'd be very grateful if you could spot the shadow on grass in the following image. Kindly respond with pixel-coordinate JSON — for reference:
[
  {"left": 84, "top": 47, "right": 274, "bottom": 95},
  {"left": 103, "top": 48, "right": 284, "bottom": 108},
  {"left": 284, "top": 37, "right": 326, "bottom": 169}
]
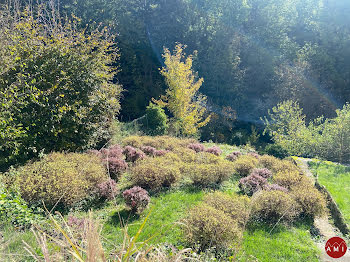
[{"left": 107, "top": 208, "right": 140, "bottom": 227}]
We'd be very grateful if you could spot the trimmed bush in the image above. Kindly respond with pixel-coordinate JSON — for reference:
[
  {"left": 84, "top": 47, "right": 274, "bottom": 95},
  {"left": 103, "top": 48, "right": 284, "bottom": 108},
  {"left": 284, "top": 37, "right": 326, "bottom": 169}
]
[
  {"left": 226, "top": 151, "right": 242, "bottom": 161},
  {"left": 186, "top": 203, "right": 242, "bottom": 250},
  {"left": 16, "top": 153, "right": 107, "bottom": 209},
  {"left": 141, "top": 146, "right": 169, "bottom": 157},
  {"left": 273, "top": 171, "right": 308, "bottom": 189},
  {"left": 239, "top": 174, "right": 267, "bottom": 196},
  {"left": 123, "top": 146, "right": 146, "bottom": 162},
  {"left": 234, "top": 155, "right": 259, "bottom": 177},
  {"left": 205, "top": 146, "right": 223, "bottom": 156},
  {"left": 290, "top": 183, "right": 326, "bottom": 218},
  {"left": 251, "top": 168, "right": 272, "bottom": 179},
  {"left": 184, "top": 161, "right": 235, "bottom": 187},
  {"left": 131, "top": 157, "right": 181, "bottom": 191},
  {"left": 103, "top": 157, "right": 128, "bottom": 178},
  {"left": 123, "top": 186, "right": 150, "bottom": 214},
  {"left": 96, "top": 179, "right": 119, "bottom": 200},
  {"left": 247, "top": 152, "right": 260, "bottom": 159},
  {"left": 259, "top": 155, "right": 297, "bottom": 174},
  {"left": 204, "top": 192, "right": 250, "bottom": 226},
  {"left": 250, "top": 190, "right": 301, "bottom": 224},
  {"left": 188, "top": 143, "right": 206, "bottom": 153},
  {"left": 263, "top": 184, "right": 288, "bottom": 192}
]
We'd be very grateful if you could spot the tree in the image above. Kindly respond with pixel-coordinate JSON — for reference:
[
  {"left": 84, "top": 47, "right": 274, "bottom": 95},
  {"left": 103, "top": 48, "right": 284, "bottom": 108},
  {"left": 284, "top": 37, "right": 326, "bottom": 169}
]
[
  {"left": 143, "top": 102, "right": 168, "bottom": 136},
  {"left": 153, "top": 43, "right": 211, "bottom": 136},
  {"left": 0, "top": 4, "right": 122, "bottom": 170}
]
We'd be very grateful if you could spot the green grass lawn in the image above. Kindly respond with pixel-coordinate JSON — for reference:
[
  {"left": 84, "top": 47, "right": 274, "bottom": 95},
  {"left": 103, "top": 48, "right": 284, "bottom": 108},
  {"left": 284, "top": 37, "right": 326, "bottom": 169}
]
[
  {"left": 309, "top": 161, "right": 350, "bottom": 225},
  {"left": 238, "top": 224, "right": 320, "bottom": 262}
]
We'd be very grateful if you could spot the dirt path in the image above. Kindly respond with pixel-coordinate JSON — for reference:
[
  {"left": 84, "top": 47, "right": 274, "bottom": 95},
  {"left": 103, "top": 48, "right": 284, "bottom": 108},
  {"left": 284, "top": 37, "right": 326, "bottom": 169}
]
[{"left": 294, "top": 157, "right": 350, "bottom": 262}]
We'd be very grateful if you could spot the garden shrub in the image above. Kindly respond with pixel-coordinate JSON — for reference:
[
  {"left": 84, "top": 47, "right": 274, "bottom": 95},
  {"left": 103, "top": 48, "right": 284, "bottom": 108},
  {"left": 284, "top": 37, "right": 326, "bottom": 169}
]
[
  {"left": 184, "top": 161, "right": 235, "bottom": 187},
  {"left": 0, "top": 6, "right": 121, "bottom": 171},
  {"left": 188, "top": 143, "right": 206, "bottom": 153},
  {"left": 15, "top": 152, "right": 107, "bottom": 209},
  {"left": 203, "top": 192, "right": 250, "bottom": 226},
  {"left": 239, "top": 174, "right": 267, "bottom": 196},
  {"left": 226, "top": 151, "right": 242, "bottom": 161},
  {"left": 290, "top": 183, "right": 326, "bottom": 217},
  {"left": 140, "top": 146, "right": 168, "bottom": 157},
  {"left": 96, "top": 179, "right": 119, "bottom": 200},
  {"left": 263, "top": 184, "right": 288, "bottom": 192},
  {"left": 186, "top": 203, "right": 242, "bottom": 250},
  {"left": 205, "top": 146, "right": 223, "bottom": 156},
  {"left": 171, "top": 147, "right": 197, "bottom": 163},
  {"left": 194, "top": 152, "right": 222, "bottom": 164},
  {"left": 259, "top": 155, "right": 297, "bottom": 174},
  {"left": 123, "top": 146, "right": 146, "bottom": 162},
  {"left": 122, "top": 186, "right": 150, "bottom": 214},
  {"left": 251, "top": 168, "right": 272, "bottom": 179},
  {"left": 273, "top": 171, "right": 308, "bottom": 189},
  {"left": 131, "top": 157, "right": 181, "bottom": 191},
  {"left": 247, "top": 152, "right": 260, "bottom": 159},
  {"left": 142, "top": 102, "right": 168, "bottom": 136},
  {"left": 250, "top": 190, "right": 301, "bottom": 224},
  {"left": 234, "top": 155, "right": 259, "bottom": 177}
]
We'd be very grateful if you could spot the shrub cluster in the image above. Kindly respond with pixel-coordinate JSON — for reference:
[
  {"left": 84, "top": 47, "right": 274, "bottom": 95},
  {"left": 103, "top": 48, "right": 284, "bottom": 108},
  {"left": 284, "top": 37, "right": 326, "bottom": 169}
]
[
  {"left": 226, "top": 151, "right": 242, "bottom": 161},
  {"left": 98, "top": 145, "right": 128, "bottom": 178},
  {"left": 122, "top": 186, "right": 150, "bottom": 213},
  {"left": 186, "top": 192, "right": 250, "bottom": 250},
  {"left": 239, "top": 174, "right": 267, "bottom": 196},
  {"left": 140, "top": 146, "right": 168, "bottom": 157},
  {"left": 259, "top": 155, "right": 297, "bottom": 174},
  {"left": 234, "top": 155, "right": 259, "bottom": 177},
  {"left": 263, "top": 184, "right": 288, "bottom": 192},
  {"left": 15, "top": 152, "right": 108, "bottom": 209}
]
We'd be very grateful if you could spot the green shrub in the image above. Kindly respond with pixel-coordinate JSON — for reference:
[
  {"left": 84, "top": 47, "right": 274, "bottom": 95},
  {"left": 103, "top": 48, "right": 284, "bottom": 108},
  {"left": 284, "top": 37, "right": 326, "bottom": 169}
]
[
  {"left": 186, "top": 203, "right": 242, "bottom": 250},
  {"left": 142, "top": 102, "right": 168, "bottom": 135},
  {"left": 15, "top": 152, "right": 108, "bottom": 209},
  {"left": 184, "top": 161, "right": 235, "bottom": 187},
  {"left": 0, "top": 6, "right": 121, "bottom": 170},
  {"left": 204, "top": 192, "right": 250, "bottom": 226},
  {"left": 290, "top": 183, "right": 327, "bottom": 218},
  {"left": 131, "top": 157, "right": 181, "bottom": 191},
  {"left": 234, "top": 155, "right": 259, "bottom": 177},
  {"left": 250, "top": 190, "right": 301, "bottom": 224},
  {"left": 0, "top": 187, "right": 42, "bottom": 227}
]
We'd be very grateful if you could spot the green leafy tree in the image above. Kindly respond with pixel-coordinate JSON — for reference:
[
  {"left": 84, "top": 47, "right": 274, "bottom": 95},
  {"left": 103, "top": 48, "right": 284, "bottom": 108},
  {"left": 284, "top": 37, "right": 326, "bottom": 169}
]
[
  {"left": 0, "top": 5, "right": 122, "bottom": 170},
  {"left": 154, "top": 43, "right": 211, "bottom": 136},
  {"left": 143, "top": 102, "right": 168, "bottom": 136}
]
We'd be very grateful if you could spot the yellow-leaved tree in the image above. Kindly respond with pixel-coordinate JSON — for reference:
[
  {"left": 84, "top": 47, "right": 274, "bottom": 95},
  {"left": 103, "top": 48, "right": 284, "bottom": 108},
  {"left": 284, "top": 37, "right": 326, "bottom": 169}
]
[{"left": 153, "top": 43, "right": 211, "bottom": 136}]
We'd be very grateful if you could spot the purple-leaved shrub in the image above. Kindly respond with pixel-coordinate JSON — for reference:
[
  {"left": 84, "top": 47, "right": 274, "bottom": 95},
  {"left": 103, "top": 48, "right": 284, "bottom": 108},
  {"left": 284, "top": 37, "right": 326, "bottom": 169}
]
[
  {"left": 205, "top": 146, "right": 222, "bottom": 156},
  {"left": 122, "top": 186, "right": 150, "bottom": 213},
  {"left": 251, "top": 168, "right": 272, "bottom": 179},
  {"left": 123, "top": 146, "right": 146, "bottom": 162},
  {"left": 226, "top": 151, "right": 242, "bottom": 161},
  {"left": 188, "top": 143, "right": 205, "bottom": 153},
  {"left": 239, "top": 174, "right": 267, "bottom": 196},
  {"left": 96, "top": 179, "right": 118, "bottom": 200}
]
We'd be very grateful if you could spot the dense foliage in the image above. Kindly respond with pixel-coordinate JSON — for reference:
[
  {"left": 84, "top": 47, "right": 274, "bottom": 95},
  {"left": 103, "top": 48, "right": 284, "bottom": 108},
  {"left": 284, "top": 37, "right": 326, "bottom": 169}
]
[
  {"left": 0, "top": 5, "right": 121, "bottom": 170},
  {"left": 14, "top": 152, "right": 108, "bottom": 209}
]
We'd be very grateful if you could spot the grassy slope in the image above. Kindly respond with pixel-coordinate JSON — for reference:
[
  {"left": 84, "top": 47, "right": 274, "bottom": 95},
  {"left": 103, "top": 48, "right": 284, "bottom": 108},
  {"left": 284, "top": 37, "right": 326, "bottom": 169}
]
[
  {"left": 239, "top": 225, "right": 320, "bottom": 262},
  {"left": 309, "top": 161, "right": 350, "bottom": 225},
  {"left": 1, "top": 142, "right": 320, "bottom": 261}
]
